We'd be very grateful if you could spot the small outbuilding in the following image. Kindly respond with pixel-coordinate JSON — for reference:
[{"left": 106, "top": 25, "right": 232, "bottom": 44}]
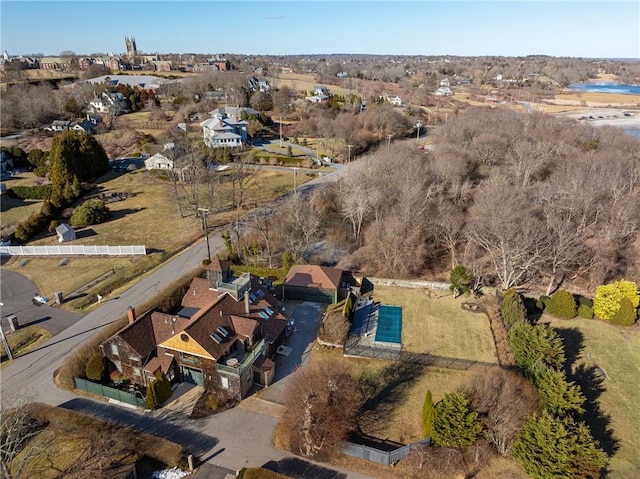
[
  {"left": 283, "top": 264, "right": 343, "bottom": 304},
  {"left": 55, "top": 223, "right": 76, "bottom": 243}
]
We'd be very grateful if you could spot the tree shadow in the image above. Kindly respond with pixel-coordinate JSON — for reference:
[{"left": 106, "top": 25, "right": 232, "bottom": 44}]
[
  {"left": 262, "top": 457, "right": 347, "bottom": 479},
  {"left": 75, "top": 228, "right": 97, "bottom": 239},
  {"left": 553, "top": 326, "right": 620, "bottom": 457},
  {"left": 355, "top": 361, "right": 426, "bottom": 438},
  {"left": 571, "top": 364, "right": 620, "bottom": 457},
  {"left": 553, "top": 326, "right": 584, "bottom": 373},
  {"left": 103, "top": 207, "right": 146, "bottom": 223}
]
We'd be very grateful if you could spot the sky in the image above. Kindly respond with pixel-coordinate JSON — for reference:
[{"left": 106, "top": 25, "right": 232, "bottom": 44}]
[{"left": 1, "top": 1, "right": 639, "bottom": 58}]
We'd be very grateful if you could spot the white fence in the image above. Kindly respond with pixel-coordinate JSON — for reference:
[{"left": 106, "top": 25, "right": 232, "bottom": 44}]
[{"left": 0, "top": 245, "right": 146, "bottom": 256}]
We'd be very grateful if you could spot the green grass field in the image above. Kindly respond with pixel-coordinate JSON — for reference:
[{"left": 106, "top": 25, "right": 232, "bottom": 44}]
[
  {"left": 543, "top": 315, "right": 640, "bottom": 478},
  {"left": 371, "top": 285, "right": 498, "bottom": 363}
]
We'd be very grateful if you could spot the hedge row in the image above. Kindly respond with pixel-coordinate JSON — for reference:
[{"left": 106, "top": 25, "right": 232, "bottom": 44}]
[{"left": 8, "top": 185, "right": 52, "bottom": 200}]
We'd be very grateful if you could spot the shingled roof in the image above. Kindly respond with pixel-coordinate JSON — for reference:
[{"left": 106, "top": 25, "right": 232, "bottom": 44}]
[
  {"left": 284, "top": 264, "right": 343, "bottom": 290},
  {"left": 115, "top": 310, "right": 189, "bottom": 357}
]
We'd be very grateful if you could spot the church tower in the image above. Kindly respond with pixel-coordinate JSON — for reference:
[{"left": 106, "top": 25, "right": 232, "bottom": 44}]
[{"left": 125, "top": 36, "right": 137, "bottom": 60}]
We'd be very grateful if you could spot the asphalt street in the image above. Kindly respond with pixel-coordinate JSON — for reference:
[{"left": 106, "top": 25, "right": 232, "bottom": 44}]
[{"left": 0, "top": 163, "right": 373, "bottom": 478}]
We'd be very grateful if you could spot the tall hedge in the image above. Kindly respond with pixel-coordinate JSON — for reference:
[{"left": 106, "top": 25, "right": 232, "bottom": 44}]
[
  {"left": 7, "top": 185, "right": 52, "bottom": 200},
  {"left": 422, "top": 390, "right": 435, "bottom": 439},
  {"left": 509, "top": 322, "right": 565, "bottom": 373},
  {"left": 512, "top": 411, "right": 607, "bottom": 479},
  {"left": 145, "top": 372, "right": 173, "bottom": 410}
]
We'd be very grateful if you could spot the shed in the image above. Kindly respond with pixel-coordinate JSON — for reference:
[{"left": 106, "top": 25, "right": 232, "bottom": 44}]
[
  {"left": 283, "top": 264, "right": 343, "bottom": 304},
  {"left": 55, "top": 223, "right": 76, "bottom": 243}
]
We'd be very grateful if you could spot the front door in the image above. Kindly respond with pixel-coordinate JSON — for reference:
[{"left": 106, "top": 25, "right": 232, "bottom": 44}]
[{"left": 181, "top": 365, "right": 204, "bottom": 386}]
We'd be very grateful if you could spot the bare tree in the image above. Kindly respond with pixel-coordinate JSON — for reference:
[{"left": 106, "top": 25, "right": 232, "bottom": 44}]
[
  {"left": 281, "top": 359, "right": 359, "bottom": 458},
  {"left": 276, "top": 191, "right": 321, "bottom": 262},
  {"left": 250, "top": 207, "right": 275, "bottom": 268},
  {"left": 0, "top": 403, "right": 48, "bottom": 479},
  {"left": 467, "top": 178, "right": 547, "bottom": 289},
  {"left": 464, "top": 368, "right": 540, "bottom": 455}
]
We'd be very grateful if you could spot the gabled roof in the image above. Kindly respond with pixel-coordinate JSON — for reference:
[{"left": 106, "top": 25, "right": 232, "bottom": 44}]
[
  {"left": 284, "top": 264, "right": 343, "bottom": 290},
  {"left": 113, "top": 310, "right": 189, "bottom": 357},
  {"left": 55, "top": 223, "right": 74, "bottom": 234},
  {"left": 230, "top": 315, "right": 259, "bottom": 339},
  {"left": 182, "top": 277, "right": 219, "bottom": 308}
]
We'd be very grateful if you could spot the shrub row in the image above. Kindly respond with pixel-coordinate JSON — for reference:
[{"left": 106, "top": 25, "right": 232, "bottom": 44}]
[
  {"left": 7, "top": 185, "right": 52, "bottom": 200},
  {"left": 14, "top": 211, "right": 49, "bottom": 242}
]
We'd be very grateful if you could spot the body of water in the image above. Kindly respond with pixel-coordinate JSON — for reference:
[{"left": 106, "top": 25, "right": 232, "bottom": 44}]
[{"left": 568, "top": 83, "right": 640, "bottom": 95}]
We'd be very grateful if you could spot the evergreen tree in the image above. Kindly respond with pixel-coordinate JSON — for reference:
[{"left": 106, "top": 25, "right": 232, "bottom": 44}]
[
  {"left": 531, "top": 362, "right": 585, "bottom": 416},
  {"left": 510, "top": 322, "right": 565, "bottom": 373},
  {"left": 422, "top": 390, "right": 435, "bottom": 438},
  {"left": 449, "top": 265, "right": 471, "bottom": 297},
  {"left": 48, "top": 130, "right": 109, "bottom": 207},
  {"left": 512, "top": 411, "right": 607, "bottom": 479},
  {"left": 499, "top": 288, "right": 527, "bottom": 328},
  {"left": 433, "top": 392, "right": 484, "bottom": 447},
  {"left": 145, "top": 381, "right": 158, "bottom": 410}
]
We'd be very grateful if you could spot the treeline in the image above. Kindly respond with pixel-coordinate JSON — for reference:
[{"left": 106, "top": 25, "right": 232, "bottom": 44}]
[{"left": 277, "top": 107, "right": 640, "bottom": 292}]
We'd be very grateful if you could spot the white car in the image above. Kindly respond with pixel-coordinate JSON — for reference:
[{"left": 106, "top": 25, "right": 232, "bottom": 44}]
[{"left": 33, "top": 295, "right": 49, "bottom": 304}]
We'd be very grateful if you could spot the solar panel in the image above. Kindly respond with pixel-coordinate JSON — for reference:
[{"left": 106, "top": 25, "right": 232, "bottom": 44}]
[
  {"left": 210, "top": 332, "right": 223, "bottom": 343},
  {"left": 256, "top": 289, "right": 265, "bottom": 297},
  {"left": 265, "top": 306, "right": 274, "bottom": 316},
  {"left": 259, "top": 311, "right": 269, "bottom": 320},
  {"left": 249, "top": 293, "right": 257, "bottom": 303}
]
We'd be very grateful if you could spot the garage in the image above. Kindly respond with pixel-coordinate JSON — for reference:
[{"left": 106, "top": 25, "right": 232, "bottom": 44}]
[{"left": 283, "top": 265, "right": 343, "bottom": 304}]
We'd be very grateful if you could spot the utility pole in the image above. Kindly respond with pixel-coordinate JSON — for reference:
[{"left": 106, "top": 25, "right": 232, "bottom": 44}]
[
  {"left": 416, "top": 121, "right": 422, "bottom": 141},
  {"left": 197, "top": 207, "right": 211, "bottom": 262},
  {"left": 279, "top": 116, "right": 283, "bottom": 148},
  {"left": 346, "top": 144, "right": 353, "bottom": 164},
  {"left": 293, "top": 167, "right": 299, "bottom": 193},
  {"left": 386, "top": 134, "right": 393, "bottom": 149}
]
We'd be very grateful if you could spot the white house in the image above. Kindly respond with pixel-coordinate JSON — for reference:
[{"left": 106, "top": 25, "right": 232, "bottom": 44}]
[
  {"left": 45, "top": 120, "right": 72, "bottom": 132},
  {"left": 385, "top": 95, "right": 402, "bottom": 106},
  {"left": 89, "top": 91, "right": 127, "bottom": 114},
  {"left": 434, "top": 86, "right": 453, "bottom": 96},
  {"left": 71, "top": 120, "right": 96, "bottom": 134},
  {"left": 144, "top": 152, "right": 174, "bottom": 170},
  {"left": 200, "top": 107, "right": 251, "bottom": 149}
]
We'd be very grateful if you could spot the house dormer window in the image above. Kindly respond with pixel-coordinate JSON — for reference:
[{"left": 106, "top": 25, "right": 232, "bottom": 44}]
[{"left": 110, "top": 344, "right": 119, "bottom": 356}]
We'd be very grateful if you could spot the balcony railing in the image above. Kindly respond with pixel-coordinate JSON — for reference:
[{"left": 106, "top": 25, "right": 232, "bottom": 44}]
[{"left": 216, "top": 337, "right": 267, "bottom": 377}]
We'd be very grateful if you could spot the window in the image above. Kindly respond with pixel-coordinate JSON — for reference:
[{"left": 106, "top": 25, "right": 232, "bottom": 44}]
[
  {"left": 110, "top": 343, "right": 119, "bottom": 356},
  {"left": 128, "top": 355, "right": 140, "bottom": 363},
  {"left": 133, "top": 367, "right": 141, "bottom": 376},
  {"left": 220, "top": 376, "right": 229, "bottom": 389}
]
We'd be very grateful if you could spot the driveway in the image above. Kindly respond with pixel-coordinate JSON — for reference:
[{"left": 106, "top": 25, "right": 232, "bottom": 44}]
[
  {"left": 258, "top": 302, "right": 325, "bottom": 404},
  {"left": 0, "top": 270, "right": 84, "bottom": 336}
]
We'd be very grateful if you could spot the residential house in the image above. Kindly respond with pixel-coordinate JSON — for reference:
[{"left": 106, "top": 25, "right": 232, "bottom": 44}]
[
  {"left": 282, "top": 264, "right": 344, "bottom": 304},
  {"left": 144, "top": 151, "right": 174, "bottom": 170},
  {"left": 55, "top": 223, "right": 76, "bottom": 243},
  {"left": 89, "top": 91, "right": 128, "bottom": 115},
  {"left": 313, "top": 85, "right": 330, "bottom": 96},
  {"left": 101, "top": 261, "right": 287, "bottom": 402},
  {"left": 45, "top": 120, "right": 72, "bottom": 132},
  {"left": 200, "top": 107, "right": 254, "bottom": 149},
  {"left": 439, "top": 78, "right": 450, "bottom": 87},
  {"left": 87, "top": 113, "right": 104, "bottom": 125},
  {"left": 72, "top": 120, "right": 96, "bottom": 134},
  {"left": 385, "top": 95, "right": 402, "bottom": 106},
  {"left": 248, "top": 77, "right": 270, "bottom": 93},
  {"left": 434, "top": 86, "right": 453, "bottom": 96},
  {"left": 306, "top": 85, "right": 330, "bottom": 104}
]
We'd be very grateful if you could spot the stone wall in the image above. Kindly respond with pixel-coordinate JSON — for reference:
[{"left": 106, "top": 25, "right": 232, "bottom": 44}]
[{"left": 368, "top": 277, "right": 451, "bottom": 291}]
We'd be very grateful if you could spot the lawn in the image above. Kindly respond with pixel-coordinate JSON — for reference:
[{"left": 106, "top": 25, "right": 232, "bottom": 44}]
[
  {"left": 370, "top": 285, "right": 498, "bottom": 363},
  {"left": 2, "top": 165, "right": 302, "bottom": 310},
  {"left": 543, "top": 315, "right": 640, "bottom": 479},
  {"left": 7, "top": 403, "right": 184, "bottom": 478}
]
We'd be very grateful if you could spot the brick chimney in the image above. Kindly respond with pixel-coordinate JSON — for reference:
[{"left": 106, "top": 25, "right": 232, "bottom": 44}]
[
  {"left": 245, "top": 291, "right": 251, "bottom": 315},
  {"left": 127, "top": 306, "right": 136, "bottom": 324}
]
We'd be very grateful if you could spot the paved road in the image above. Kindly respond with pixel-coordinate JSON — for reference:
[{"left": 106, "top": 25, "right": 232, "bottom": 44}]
[
  {"left": 0, "top": 164, "right": 372, "bottom": 478},
  {"left": 0, "top": 270, "right": 85, "bottom": 336}
]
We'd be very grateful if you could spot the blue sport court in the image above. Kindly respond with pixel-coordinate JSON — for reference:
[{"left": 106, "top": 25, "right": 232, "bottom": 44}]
[{"left": 374, "top": 305, "right": 402, "bottom": 346}]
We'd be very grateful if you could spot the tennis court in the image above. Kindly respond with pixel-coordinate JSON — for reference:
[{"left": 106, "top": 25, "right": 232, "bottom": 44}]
[{"left": 374, "top": 305, "right": 402, "bottom": 346}]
